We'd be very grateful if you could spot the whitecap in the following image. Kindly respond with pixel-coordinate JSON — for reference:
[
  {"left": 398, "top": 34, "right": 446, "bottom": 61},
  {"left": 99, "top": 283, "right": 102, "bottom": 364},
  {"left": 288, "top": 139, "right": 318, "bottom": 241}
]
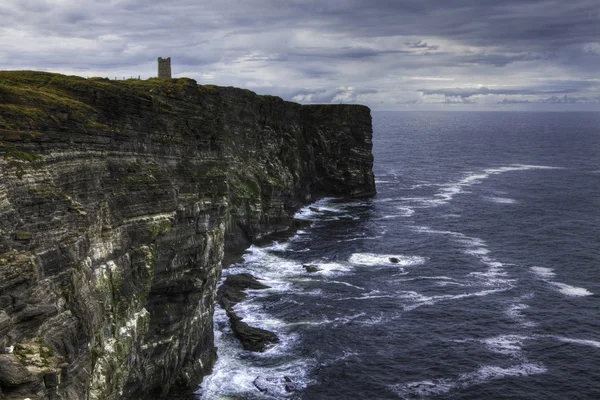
[
  {"left": 266, "top": 241, "right": 291, "bottom": 252},
  {"left": 397, "top": 206, "right": 415, "bottom": 216},
  {"left": 375, "top": 215, "right": 403, "bottom": 220},
  {"left": 550, "top": 282, "right": 593, "bottom": 297},
  {"left": 335, "top": 294, "right": 398, "bottom": 301},
  {"left": 401, "top": 287, "right": 512, "bottom": 311},
  {"left": 337, "top": 235, "right": 384, "bottom": 243},
  {"left": 485, "top": 196, "right": 517, "bottom": 204},
  {"left": 530, "top": 266, "right": 592, "bottom": 297},
  {"left": 459, "top": 362, "right": 547, "bottom": 385},
  {"left": 391, "top": 362, "right": 546, "bottom": 399},
  {"left": 392, "top": 379, "right": 455, "bottom": 398},
  {"left": 480, "top": 335, "right": 529, "bottom": 358},
  {"left": 308, "top": 262, "right": 352, "bottom": 276},
  {"left": 547, "top": 336, "right": 600, "bottom": 348},
  {"left": 327, "top": 280, "right": 366, "bottom": 290},
  {"left": 530, "top": 266, "right": 555, "bottom": 279},
  {"left": 395, "top": 276, "right": 455, "bottom": 282},
  {"left": 505, "top": 303, "right": 536, "bottom": 327},
  {"left": 349, "top": 253, "right": 426, "bottom": 267},
  {"left": 293, "top": 197, "right": 341, "bottom": 220}
]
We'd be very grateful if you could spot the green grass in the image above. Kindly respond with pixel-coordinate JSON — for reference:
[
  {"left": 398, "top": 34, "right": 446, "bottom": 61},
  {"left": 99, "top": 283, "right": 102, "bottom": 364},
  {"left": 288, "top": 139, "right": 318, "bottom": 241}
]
[
  {"left": 0, "top": 70, "right": 207, "bottom": 133},
  {"left": 5, "top": 149, "right": 43, "bottom": 162}
]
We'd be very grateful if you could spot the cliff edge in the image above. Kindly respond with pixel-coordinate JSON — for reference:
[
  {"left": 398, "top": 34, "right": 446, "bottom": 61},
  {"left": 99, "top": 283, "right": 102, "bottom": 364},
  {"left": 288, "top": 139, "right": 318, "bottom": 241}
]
[{"left": 0, "top": 71, "right": 375, "bottom": 399}]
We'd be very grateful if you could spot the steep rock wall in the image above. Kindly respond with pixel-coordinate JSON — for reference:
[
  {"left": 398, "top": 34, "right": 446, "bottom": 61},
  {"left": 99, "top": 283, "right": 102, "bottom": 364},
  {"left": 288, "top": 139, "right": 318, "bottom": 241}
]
[{"left": 0, "top": 71, "right": 375, "bottom": 399}]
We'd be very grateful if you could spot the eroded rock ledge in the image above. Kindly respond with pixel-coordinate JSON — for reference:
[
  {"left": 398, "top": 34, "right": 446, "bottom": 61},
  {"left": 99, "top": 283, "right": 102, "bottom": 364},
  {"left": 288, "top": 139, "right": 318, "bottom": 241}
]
[{"left": 0, "top": 71, "right": 375, "bottom": 399}]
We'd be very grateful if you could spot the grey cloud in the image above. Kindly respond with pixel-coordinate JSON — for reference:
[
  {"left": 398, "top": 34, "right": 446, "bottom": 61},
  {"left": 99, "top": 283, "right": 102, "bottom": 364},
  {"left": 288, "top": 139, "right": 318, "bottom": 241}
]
[
  {"left": 1, "top": 0, "right": 599, "bottom": 110},
  {"left": 499, "top": 95, "right": 600, "bottom": 104},
  {"left": 420, "top": 86, "right": 581, "bottom": 98},
  {"left": 406, "top": 41, "right": 439, "bottom": 51}
]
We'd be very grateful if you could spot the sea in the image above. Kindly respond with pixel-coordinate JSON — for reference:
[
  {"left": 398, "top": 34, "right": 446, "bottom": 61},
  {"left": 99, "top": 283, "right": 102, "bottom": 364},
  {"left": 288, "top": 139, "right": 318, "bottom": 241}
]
[{"left": 197, "top": 112, "right": 600, "bottom": 399}]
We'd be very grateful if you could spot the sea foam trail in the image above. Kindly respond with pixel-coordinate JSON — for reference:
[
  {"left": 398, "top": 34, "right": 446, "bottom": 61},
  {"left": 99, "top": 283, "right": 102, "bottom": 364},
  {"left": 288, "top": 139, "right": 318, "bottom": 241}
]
[
  {"left": 530, "top": 266, "right": 593, "bottom": 297},
  {"left": 413, "top": 226, "right": 515, "bottom": 288},
  {"left": 406, "top": 164, "right": 562, "bottom": 207},
  {"left": 349, "top": 253, "right": 425, "bottom": 267},
  {"left": 485, "top": 196, "right": 517, "bottom": 204},
  {"left": 392, "top": 363, "right": 547, "bottom": 399}
]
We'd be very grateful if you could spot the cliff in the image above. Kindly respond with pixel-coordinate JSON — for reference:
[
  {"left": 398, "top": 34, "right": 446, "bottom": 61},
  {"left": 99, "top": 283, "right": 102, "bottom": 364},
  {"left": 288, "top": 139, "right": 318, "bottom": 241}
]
[{"left": 0, "top": 71, "right": 375, "bottom": 399}]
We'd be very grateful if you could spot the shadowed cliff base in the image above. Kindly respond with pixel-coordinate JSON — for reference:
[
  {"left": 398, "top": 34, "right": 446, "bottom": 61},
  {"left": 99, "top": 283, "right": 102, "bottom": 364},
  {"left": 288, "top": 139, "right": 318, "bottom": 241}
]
[{"left": 0, "top": 70, "right": 375, "bottom": 399}]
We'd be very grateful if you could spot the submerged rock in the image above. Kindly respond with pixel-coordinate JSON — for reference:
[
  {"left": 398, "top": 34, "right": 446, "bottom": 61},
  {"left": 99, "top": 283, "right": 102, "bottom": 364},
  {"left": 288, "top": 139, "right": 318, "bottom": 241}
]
[
  {"left": 303, "top": 264, "right": 321, "bottom": 273},
  {"left": 253, "top": 375, "right": 298, "bottom": 395},
  {"left": 389, "top": 257, "right": 400, "bottom": 263}
]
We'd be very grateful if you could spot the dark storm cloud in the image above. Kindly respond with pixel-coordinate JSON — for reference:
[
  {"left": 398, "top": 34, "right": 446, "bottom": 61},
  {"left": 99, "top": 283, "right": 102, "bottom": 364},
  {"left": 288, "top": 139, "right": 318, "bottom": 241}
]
[{"left": 1, "top": 0, "right": 599, "bottom": 109}]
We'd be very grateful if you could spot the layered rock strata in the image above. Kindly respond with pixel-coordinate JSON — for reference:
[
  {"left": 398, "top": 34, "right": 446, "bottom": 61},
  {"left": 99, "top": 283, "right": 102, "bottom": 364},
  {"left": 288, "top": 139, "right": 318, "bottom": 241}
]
[{"left": 0, "top": 71, "right": 375, "bottom": 399}]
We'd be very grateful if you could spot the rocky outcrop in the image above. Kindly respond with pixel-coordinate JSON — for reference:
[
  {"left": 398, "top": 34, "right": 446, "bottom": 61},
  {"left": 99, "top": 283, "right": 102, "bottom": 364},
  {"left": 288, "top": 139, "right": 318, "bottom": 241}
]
[
  {"left": 217, "top": 274, "right": 277, "bottom": 352},
  {"left": 0, "top": 71, "right": 375, "bottom": 399}
]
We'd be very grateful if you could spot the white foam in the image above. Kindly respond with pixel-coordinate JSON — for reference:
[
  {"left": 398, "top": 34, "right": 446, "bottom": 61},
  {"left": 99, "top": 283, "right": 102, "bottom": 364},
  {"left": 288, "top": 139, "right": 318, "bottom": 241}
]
[
  {"left": 391, "top": 362, "right": 546, "bottom": 398},
  {"left": 309, "top": 262, "right": 352, "bottom": 276},
  {"left": 422, "top": 164, "right": 563, "bottom": 207},
  {"left": 392, "top": 379, "right": 455, "bottom": 398},
  {"left": 505, "top": 303, "right": 536, "bottom": 327},
  {"left": 349, "top": 253, "right": 425, "bottom": 267},
  {"left": 551, "top": 282, "right": 593, "bottom": 297},
  {"left": 397, "top": 206, "right": 415, "bottom": 216},
  {"left": 548, "top": 336, "right": 600, "bottom": 348},
  {"left": 481, "top": 335, "right": 529, "bottom": 358},
  {"left": 337, "top": 235, "right": 384, "bottom": 243},
  {"left": 335, "top": 294, "right": 398, "bottom": 301},
  {"left": 401, "top": 287, "right": 512, "bottom": 311},
  {"left": 464, "top": 247, "right": 490, "bottom": 256},
  {"left": 530, "top": 266, "right": 555, "bottom": 279},
  {"left": 267, "top": 241, "right": 291, "bottom": 252},
  {"left": 486, "top": 196, "right": 517, "bottom": 204},
  {"left": 414, "top": 226, "right": 513, "bottom": 287},
  {"left": 198, "top": 307, "right": 316, "bottom": 399},
  {"left": 530, "top": 266, "right": 593, "bottom": 297},
  {"left": 396, "top": 276, "right": 455, "bottom": 282},
  {"left": 459, "top": 362, "right": 547, "bottom": 385},
  {"left": 327, "top": 280, "right": 366, "bottom": 290}
]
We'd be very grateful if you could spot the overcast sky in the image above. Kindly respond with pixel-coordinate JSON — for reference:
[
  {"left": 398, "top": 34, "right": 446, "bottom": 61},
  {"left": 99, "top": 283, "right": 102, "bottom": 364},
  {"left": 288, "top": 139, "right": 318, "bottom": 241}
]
[{"left": 1, "top": 0, "right": 599, "bottom": 110}]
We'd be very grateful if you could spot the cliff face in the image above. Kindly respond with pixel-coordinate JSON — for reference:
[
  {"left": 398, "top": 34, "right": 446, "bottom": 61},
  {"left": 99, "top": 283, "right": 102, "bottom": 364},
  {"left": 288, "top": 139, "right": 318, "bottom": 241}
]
[{"left": 0, "top": 71, "right": 375, "bottom": 399}]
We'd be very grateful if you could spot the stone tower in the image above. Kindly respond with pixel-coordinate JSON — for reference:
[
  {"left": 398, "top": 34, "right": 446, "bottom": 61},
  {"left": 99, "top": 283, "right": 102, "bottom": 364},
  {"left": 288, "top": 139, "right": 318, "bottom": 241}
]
[{"left": 158, "top": 57, "right": 172, "bottom": 79}]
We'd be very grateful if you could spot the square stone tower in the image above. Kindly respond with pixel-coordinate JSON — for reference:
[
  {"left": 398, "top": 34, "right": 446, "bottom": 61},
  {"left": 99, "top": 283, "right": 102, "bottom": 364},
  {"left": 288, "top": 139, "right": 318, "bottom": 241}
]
[{"left": 158, "top": 57, "right": 172, "bottom": 79}]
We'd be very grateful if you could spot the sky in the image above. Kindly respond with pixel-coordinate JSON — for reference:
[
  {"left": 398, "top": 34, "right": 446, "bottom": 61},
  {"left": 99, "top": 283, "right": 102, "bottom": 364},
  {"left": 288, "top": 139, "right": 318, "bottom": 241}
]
[{"left": 1, "top": 0, "right": 599, "bottom": 111}]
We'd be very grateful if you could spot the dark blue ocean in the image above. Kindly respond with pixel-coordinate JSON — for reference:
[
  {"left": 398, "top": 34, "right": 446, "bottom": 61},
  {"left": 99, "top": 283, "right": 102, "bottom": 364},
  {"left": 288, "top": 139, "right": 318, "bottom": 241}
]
[{"left": 199, "top": 112, "right": 600, "bottom": 399}]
